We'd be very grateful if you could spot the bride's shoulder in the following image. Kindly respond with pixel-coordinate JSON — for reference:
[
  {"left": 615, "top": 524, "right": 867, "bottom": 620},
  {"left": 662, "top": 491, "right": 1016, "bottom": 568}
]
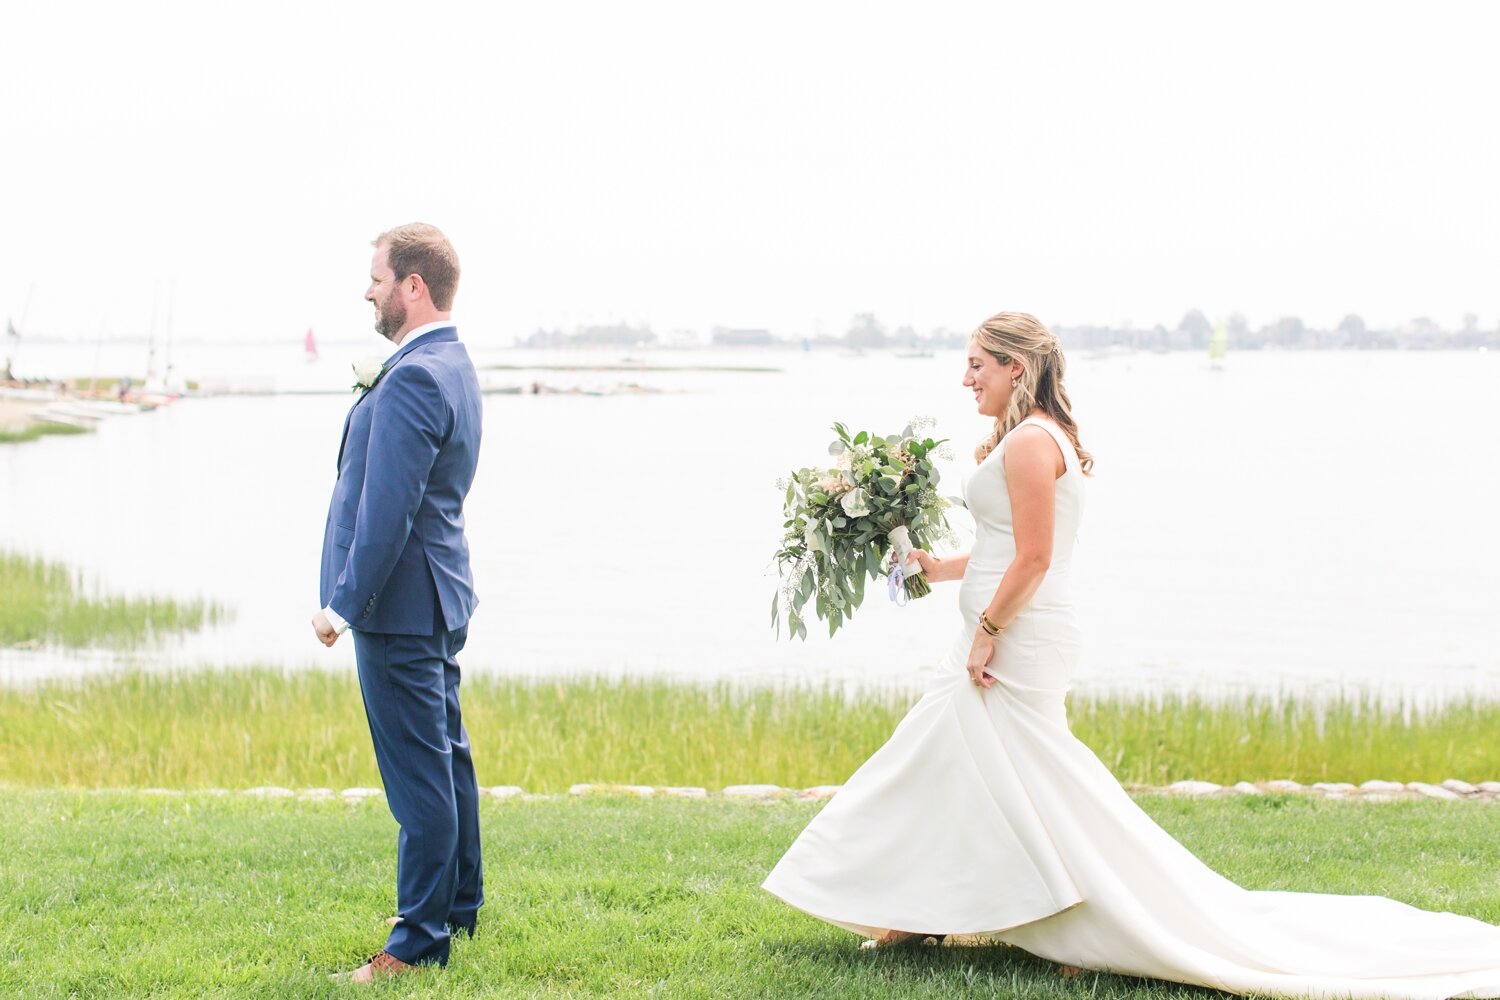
[
  {"left": 1003, "top": 419, "right": 1057, "bottom": 449},
  {"left": 1002, "top": 420, "right": 1067, "bottom": 475}
]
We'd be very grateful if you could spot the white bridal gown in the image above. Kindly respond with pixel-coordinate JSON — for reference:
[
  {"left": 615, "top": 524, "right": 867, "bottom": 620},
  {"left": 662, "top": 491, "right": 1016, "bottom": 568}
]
[{"left": 763, "top": 416, "right": 1500, "bottom": 999}]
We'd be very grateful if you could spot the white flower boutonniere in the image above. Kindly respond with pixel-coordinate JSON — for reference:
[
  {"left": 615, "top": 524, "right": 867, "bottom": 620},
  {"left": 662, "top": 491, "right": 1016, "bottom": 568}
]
[{"left": 351, "top": 357, "right": 388, "bottom": 393}]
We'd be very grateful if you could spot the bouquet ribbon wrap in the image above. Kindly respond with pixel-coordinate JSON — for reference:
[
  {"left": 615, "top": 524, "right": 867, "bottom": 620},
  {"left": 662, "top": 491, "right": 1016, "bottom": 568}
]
[
  {"left": 887, "top": 525, "right": 926, "bottom": 603},
  {"left": 887, "top": 560, "right": 909, "bottom": 607}
]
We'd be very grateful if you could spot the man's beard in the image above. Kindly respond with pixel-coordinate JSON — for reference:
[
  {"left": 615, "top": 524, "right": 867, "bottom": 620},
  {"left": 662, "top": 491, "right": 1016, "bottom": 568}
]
[{"left": 375, "top": 293, "right": 407, "bottom": 341}]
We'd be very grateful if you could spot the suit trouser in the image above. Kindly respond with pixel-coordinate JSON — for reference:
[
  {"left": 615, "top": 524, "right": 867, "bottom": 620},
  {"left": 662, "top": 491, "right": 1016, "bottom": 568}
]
[{"left": 352, "top": 615, "right": 484, "bottom": 966}]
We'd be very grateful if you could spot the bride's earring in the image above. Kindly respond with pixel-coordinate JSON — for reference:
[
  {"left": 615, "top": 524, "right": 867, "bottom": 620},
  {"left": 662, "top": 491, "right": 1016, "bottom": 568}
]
[{"left": 1010, "top": 378, "right": 1019, "bottom": 388}]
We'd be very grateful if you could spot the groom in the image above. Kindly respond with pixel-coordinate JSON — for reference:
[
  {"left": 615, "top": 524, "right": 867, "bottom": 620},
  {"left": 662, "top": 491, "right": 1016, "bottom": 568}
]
[{"left": 312, "top": 223, "right": 484, "bottom": 982}]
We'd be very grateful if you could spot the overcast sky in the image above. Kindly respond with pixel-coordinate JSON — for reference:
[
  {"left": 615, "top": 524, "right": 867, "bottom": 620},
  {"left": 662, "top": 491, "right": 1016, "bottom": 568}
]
[{"left": 3, "top": 0, "right": 1497, "bottom": 344}]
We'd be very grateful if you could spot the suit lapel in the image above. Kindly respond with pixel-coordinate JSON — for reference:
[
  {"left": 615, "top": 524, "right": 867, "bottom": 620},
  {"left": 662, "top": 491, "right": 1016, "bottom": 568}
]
[
  {"left": 335, "top": 403, "right": 357, "bottom": 472},
  {"left": 334, "top": 327, "right": 459, "bottom": 473}
]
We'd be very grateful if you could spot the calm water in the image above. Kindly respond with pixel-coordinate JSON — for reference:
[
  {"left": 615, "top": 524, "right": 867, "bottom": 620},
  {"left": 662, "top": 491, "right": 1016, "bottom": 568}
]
[{"left": 3, "top": 343, "right": 1498, "bottom": 698}]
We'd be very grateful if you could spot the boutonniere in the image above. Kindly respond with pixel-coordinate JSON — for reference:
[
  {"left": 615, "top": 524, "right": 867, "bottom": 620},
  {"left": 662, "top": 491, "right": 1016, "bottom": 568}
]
[{"left": 351, "top": 357, "right": 388, "bottom": 393}]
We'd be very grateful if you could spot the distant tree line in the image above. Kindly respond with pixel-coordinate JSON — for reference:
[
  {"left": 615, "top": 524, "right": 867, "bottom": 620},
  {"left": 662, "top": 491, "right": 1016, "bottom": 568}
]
[
  {"left": 1053, "top": 309, "right": 1500, "bottom": 352},
  {"left": 516, "top": 311, "right": 1500, "bottom": 351}
]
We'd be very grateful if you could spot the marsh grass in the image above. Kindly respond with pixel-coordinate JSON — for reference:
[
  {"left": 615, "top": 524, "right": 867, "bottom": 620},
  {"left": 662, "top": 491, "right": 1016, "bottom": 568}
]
[
  {"left": 0, "top": 550, "right": 223, "bottom": 648},
  {"left": 2, "top": 669, "right": 1497, "bottom": 790},
  {"left": 1070, "top": 692, "right": 1500, "bottom": 786},
  {"left": 0, "top": 420, "right": 89, "bottom": 444},
  {"left": 0, "top": 791, "right": 1497, "bottom": 998}
]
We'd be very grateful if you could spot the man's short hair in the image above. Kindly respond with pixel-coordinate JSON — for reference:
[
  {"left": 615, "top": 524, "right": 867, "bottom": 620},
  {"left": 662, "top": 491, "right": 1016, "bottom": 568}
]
[{"left": 374, "top": 223, "right": 461, "bottom": 311}]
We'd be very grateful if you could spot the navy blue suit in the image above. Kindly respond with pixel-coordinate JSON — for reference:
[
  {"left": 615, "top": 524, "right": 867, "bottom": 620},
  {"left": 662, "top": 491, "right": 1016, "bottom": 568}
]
[{"left": 320, "top": 326, "right": 483, "bottom": 966}]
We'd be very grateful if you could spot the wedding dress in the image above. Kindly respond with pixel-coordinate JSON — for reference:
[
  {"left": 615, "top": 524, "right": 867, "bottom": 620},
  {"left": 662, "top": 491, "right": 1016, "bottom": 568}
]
[{"left": 763, "top": 416, "right": 1500, "bottom": 999}]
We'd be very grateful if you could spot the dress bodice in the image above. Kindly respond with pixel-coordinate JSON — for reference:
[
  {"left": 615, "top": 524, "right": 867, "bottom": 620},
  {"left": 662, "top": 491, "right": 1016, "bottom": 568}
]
[{"left": 960, "top": 416, "right": 1084, "bottom": 616}]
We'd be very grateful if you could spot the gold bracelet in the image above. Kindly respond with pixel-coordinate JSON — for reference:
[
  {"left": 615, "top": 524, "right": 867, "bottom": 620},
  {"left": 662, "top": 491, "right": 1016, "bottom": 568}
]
[{"left": 979, "top": 612, "right": 1005, "bottom": 637}]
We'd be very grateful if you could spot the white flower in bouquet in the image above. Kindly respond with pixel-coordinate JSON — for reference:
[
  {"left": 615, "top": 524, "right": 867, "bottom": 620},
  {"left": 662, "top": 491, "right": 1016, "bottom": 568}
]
[{"left": 839, "top": 487, "right": 871, "bottom": 518}]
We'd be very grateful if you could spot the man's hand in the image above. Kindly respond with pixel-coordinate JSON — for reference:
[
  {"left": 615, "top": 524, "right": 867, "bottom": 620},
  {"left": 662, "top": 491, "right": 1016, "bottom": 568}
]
[{"left": 312, "top": 610, "right": 340, "bottom": 647}]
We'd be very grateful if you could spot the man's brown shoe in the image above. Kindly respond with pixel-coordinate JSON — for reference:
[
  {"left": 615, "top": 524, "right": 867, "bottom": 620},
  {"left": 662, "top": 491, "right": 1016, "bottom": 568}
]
[{"left": 331, "top": 950, "right": 419, "bottom": 984}]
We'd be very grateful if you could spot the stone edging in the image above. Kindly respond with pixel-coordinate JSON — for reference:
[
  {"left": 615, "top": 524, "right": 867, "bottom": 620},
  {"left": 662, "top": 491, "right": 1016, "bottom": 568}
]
[
  {"left": 125, "top": 778, "right": 1500, "bottom": 804},
  {"left": 1143, "top": 778, "right": 1500, "bottom": 803}
]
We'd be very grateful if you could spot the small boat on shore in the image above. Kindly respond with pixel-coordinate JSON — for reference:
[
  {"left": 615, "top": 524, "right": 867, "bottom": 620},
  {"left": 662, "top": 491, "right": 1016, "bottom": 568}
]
[
  {"left": 0, "top": 386, "right": 56, "bottom": 402},
  {"left": 29, "top": 406, "right": 96, "bottom": 427},
  {"left": 31, "top": 400, "right": 142, "bottom": 424}
]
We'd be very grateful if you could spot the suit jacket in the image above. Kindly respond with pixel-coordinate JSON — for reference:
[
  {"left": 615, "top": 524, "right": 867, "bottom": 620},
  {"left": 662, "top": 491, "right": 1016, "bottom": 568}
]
[{"left": 319, "top": 326, "right": 482, "bottom": 635}]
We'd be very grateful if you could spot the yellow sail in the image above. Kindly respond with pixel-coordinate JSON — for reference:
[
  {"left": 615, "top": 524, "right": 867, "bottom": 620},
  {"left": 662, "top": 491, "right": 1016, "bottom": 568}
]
[{"left": 1208, "top": 321, "right": 1228, "bottom": 366}]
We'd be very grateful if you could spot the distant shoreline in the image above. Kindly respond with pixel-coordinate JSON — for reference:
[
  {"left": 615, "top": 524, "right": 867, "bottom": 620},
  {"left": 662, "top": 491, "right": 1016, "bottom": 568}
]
[{"left": 484, "top": 362, "right": 781, "bottom": 373}]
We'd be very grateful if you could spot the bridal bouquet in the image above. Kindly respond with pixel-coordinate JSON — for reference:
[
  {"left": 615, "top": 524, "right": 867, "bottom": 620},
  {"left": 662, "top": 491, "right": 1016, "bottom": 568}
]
[{"left": 773, "top": 418, "right": 952, "bottom": 639}]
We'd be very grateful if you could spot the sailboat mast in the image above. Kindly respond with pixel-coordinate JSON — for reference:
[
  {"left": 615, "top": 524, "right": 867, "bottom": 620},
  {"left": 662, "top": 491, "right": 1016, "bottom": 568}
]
[
  {"left": 164, "top": 280, "right": 175, "bottom": 376},
  {"left": 145, "top": 282, "right": 160, "bottom": 384}
]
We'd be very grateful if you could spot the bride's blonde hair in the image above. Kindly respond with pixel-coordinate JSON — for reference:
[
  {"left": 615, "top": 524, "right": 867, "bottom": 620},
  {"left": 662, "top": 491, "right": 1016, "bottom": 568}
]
[{"left": 972, "top": 311, "right": 1094, "bottom": 475}]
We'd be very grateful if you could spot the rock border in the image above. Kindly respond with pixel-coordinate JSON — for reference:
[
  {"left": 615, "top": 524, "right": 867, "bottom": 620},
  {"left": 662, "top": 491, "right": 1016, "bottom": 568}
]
[
  {"left": 1150, "top": 778, "right": 1500, "bottom": 803},
  {"left": 123, "top": 778, "right": 1500, "bottom": 804}
]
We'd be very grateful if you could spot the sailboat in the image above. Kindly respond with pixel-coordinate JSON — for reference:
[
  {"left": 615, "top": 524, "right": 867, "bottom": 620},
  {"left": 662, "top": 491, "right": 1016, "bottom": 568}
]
[
  {"left": 3, "top": 317, "right": 18, "bottom": 382},
  {"left": 304, "top": 327, "right": 319, "bottom": 362},
  {"left": 135, "top": 283, "right": 182, "bottom": 405},
  {"left": 1208, "top": 321, "right": 1228, "bottom": 370}
]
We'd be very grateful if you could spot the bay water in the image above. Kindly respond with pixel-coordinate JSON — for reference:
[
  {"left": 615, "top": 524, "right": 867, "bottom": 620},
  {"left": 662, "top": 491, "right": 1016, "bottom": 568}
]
[{"left": 3, "top": 342, "right": 1496, "bottom": 701}]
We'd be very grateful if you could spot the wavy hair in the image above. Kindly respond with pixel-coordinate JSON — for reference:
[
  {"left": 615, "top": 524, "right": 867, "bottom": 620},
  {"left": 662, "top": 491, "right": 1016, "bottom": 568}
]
[{"left": 971, "top": 311, "right": 1094, "bottom": 475}]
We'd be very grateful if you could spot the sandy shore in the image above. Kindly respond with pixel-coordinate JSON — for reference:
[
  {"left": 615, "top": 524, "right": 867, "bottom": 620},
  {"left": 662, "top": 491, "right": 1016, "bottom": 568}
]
[{"left": 0, "top": 399, "right": 38, "bottom": 431}]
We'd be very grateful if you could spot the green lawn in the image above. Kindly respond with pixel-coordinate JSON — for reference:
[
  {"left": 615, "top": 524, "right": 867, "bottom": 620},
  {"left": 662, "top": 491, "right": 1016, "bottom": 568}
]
[
  {"left": 3, "top": 669, "right": 1499, "bottom": 791},
  {"left": 1, "top": 791, "right": 1496, "bottom": 998}
]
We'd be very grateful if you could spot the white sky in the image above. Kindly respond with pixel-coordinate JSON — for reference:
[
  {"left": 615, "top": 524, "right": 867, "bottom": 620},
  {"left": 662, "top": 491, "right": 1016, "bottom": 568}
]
[{"left": 3, "top": 0, "right": 1497, "bottom": 344}]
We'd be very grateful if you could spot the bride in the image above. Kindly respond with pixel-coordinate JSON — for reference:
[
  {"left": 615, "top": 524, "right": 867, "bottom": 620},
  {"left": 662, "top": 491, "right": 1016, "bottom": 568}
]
[{"left": 762, "top": 311, "right": 1500, "bottom": 999}]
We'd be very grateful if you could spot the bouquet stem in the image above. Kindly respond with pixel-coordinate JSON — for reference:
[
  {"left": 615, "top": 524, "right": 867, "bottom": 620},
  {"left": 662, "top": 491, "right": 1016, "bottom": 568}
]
[{"left": 887, "top": 525, "right": 931, "bottom": 601}]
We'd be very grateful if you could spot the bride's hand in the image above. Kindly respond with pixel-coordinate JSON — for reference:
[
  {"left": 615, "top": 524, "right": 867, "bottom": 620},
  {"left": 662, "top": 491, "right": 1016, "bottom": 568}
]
[
  {"left": 908, "top": 548, "right": 945, "bottom": 581},
  {"left": 966, "top": 630, "right": 997, "bottom": 688}
]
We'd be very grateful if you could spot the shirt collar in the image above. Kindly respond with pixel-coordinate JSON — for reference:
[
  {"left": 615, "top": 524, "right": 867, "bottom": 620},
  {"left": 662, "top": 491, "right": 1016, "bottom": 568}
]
[{"left": 387, "top": 320, "right": 455, "bottom": 361}]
